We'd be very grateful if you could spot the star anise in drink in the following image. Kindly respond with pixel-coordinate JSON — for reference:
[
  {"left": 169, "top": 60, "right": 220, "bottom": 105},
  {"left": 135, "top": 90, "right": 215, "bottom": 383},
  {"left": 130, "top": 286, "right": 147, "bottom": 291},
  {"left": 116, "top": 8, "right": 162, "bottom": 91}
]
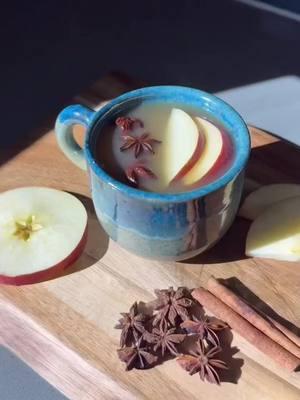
[
  {"left": 153, "top": 287, "right": 193, "bottom": 328},
  {"left": 144, "top": 324, "right": 186, "bottom": 356},
  {"left": 115, "top": 116, "right": 143, "bottom": 132},
  {"left": 125, "top": 164, "right": 157, "bottom": 186},
  {"left": 177, "top": 340, "right": 228, "bottom": 385},
  {"left": 120, "top": 133, "right": 161, "bottom": 158},
  {"left": 115, "top": 302, "right": 147, "bottom": 347},
  {"left": 181, "top": 316, "right": 228, "bottom": 346},
  {"left": 117, "top": 339, "right": 158, "bottom": 370}
]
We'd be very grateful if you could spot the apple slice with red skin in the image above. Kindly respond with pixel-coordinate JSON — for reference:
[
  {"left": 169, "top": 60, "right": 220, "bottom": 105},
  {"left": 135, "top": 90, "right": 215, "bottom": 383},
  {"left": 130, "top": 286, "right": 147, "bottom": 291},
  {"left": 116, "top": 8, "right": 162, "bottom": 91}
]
[
  {"left": 0, "top": 187, "right": 88, "bottom": 285},
  {"left": 160, "top": 108, "right": 199, "bottom": 186},
  {"left": 171, "top": 128, "right": 206, "bottom": 183},
  {"left": 195, "top": 129, "right": 234, "bottom": 187},
  {"left": 180, "top": 117, "right": 223, "bottom": 186},
  {"left": 172, "top": 120, "right": 229, "bottom": 187},
  {"left": 0, "top": 230, "right": 87, "bottom": 285}
]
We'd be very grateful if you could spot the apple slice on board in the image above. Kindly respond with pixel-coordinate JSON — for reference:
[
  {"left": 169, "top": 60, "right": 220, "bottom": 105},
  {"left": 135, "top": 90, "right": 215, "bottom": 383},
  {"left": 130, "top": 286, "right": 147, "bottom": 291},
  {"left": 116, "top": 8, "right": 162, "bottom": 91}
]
[
  {"left": 246, "top": 196, "right": 300, "bottom": 262},
  {"left": 181, "top": 117, "right": 223, "bottom": 186},
  {"left": 239, "top": 184, "right": 300, "bottom": 220},
  {"left": 0, "top": 187, "right": 88, "bottom": 285}
]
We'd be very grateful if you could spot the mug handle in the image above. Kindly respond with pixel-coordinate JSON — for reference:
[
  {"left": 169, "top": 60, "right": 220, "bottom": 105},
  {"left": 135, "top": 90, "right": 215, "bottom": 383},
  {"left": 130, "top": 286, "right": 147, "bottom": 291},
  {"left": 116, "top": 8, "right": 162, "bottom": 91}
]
[{"left": 55, "top": 104, "right": 96, "bottom": 170}]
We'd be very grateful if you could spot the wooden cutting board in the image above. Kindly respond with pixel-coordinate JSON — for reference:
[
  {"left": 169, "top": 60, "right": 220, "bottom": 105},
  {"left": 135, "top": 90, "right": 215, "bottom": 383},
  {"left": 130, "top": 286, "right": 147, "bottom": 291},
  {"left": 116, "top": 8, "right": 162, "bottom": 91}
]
[{"left": 1, "top": 73, "right": 300, "bottom": 400}]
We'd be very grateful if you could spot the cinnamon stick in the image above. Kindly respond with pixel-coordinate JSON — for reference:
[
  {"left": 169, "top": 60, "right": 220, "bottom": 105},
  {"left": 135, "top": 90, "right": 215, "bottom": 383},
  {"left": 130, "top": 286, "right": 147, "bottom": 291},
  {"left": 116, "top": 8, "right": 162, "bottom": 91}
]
[
  {"left": 266, "top": 315, "right": 300, "bottom": 349},
  {"left": 207, "top": 276, "right": 300, "bottom": 359},
  {"left": 248, "top": 301, "right": 300, "bottom": 350},
  {"left": 192, "top": 287, "right": 300, "bottom": 372}
]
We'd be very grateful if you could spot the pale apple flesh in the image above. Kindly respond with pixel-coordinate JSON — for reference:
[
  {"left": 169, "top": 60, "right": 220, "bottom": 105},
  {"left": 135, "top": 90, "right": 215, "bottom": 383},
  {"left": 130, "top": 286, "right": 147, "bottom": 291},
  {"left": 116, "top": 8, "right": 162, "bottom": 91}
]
[
  {"left": 139, "top": 107, "right": 200, "bottom": 192},
  {"left": 239, "top": 184, "right": 300, "bottom": 220},
  {"left": 0, "top": 187, "right": 88, "bottom": 285},
  {"left": 159, "top": 108, "right": 199, "bottom": 186},
  {"left": 181, "top": 117, "right": 223, "bottom": 186},
  {"left": 246, "top": 196, "right": 300, "bottom": 262},
  {"left": 0, "top": 228, "right": 87, "bottom": 285},
  {"left": 172, "top": 128, "right": 206, "bottom": 182}
]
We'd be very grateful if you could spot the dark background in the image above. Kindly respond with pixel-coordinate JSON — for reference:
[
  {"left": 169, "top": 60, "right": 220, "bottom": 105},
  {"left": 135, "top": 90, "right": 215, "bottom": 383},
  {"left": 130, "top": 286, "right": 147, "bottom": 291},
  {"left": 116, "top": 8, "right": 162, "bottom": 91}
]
[
  {"left": 1, "top": 0, "right": 300, "bottom": 143},
  {"left": 260, "top": 0, "right": 300, "bottom": 13}
]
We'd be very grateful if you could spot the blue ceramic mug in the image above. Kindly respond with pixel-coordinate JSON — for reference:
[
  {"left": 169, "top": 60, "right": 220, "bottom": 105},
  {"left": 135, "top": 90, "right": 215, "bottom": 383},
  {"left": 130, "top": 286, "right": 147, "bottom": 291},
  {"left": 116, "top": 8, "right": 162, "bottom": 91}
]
[{"left": 55, "top": 86, "right": 250, "bottom": 261}]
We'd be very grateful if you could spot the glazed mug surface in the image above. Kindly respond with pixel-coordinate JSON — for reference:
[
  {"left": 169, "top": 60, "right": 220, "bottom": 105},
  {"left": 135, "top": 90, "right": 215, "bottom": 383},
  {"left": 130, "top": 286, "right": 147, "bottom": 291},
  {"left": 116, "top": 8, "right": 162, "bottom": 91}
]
[{"left": 55, "top": 86, "right": 250, "bottom": 261}]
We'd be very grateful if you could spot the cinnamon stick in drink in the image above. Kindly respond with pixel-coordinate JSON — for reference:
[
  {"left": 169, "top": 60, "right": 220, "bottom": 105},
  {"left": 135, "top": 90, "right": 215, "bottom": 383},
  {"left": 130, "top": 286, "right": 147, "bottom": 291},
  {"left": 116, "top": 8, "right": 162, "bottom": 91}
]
[
  {"left": 192, "top": 287, "right": 300, "bottom": 372},
  {"left": 207, "top": 276, "right": 300, "bottom": 359}
]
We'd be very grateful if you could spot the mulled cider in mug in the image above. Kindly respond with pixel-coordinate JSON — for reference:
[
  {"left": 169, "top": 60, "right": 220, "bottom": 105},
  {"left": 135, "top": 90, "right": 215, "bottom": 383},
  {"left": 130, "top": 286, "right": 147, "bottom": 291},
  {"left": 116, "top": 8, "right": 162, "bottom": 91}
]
[
  {"left": 96, "top": 102, "right": 234, "bottom": 194},
  {"left": 55, "top": 87, "right": 250, "bottom": 260}
]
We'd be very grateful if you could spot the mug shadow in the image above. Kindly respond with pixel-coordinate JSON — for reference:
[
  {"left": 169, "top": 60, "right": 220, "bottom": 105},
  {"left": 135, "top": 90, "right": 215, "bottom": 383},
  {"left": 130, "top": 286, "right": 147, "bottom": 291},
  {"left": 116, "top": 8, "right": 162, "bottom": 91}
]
[
  {"left": 59, "top": 193, "right": 109, "bottom": 278},
  {"left": 246, "top": 127, "right": 300, "bottom": 187},
  {"left": 185, "top": 217, "right": 250, "bottom": 265},
  {"left": 185, "top": 132, "right": 300, "bottom": 265}
]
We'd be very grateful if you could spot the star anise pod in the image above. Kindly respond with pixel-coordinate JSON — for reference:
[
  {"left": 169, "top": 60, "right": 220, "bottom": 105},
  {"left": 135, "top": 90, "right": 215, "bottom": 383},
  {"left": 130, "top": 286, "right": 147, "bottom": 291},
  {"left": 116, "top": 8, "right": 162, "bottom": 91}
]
[
  {"left": 177, "top": 340, "right": 228, "bottom": 385},
  {"left": 117, "top": 339, "right": 158, "bottom": 370},
  {"left": 115, "top": 116, "right": 143, "bottom": 132},
  {"left": 115, "top": 302, "right": 147, "bottom": 347},
  {"left": 181, "top": 316, "right": 228, "bottom": 346},
  {"left": 125, "top": 164, "right": 157, "bottom": 186},
  {"left": 144, "top": 325, "right": 186, "bottom": 356},
  {"left": 120, "top": 133, "right": 161, "bottom": 158},
  {"left": 153, "top": 287, "right": 193, "bottom": 328}
]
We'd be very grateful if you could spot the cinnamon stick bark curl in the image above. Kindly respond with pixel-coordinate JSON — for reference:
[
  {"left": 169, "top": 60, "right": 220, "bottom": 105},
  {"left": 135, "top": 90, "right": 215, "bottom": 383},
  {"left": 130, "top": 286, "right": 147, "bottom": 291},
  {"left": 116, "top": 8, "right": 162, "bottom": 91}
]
[
  {"left": 207, "top": 276, "right": 300, "bottom": 359},
  {"left": 192, "top": 287, "right": 300, "bottom": 372}
]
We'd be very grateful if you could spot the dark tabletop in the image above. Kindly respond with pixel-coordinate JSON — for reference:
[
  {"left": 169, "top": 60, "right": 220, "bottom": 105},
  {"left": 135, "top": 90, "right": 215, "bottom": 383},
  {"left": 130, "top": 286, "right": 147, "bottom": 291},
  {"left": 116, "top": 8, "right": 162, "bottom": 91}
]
[{"left": 1, "top": 0, "right": 300, "bottom": 145}]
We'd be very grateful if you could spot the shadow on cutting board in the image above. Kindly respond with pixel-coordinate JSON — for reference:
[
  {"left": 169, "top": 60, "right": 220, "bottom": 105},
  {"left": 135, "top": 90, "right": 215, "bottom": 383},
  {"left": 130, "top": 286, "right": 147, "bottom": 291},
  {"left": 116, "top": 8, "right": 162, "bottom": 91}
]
[
  {"left": 59, "top": 193, "right": 109, "bottom": 278},
  {"left": 185, "top": 217, "right": 250, "bottom": 265},
  {"left": 223, "top": 277, "right": 300, "bottom": 338},
  {"left": 247, "top": 129, "right": 300, "bottom": 187},
  {"left": 218, "top": 329, "right": 244, "bottom": 384}
]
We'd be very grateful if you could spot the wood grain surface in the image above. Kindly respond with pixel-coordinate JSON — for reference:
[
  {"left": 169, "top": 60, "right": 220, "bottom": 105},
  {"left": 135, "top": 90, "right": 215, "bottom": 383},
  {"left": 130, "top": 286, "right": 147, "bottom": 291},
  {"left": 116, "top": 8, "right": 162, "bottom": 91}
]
[{"left": 1, "top": 73, "right": 300, "bottom": 400}]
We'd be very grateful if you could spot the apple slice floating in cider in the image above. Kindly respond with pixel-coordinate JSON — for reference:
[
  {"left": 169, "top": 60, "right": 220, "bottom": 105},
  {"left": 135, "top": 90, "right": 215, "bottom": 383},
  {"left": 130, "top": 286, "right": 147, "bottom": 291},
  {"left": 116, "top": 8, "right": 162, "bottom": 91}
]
[
  {"left": 139, "top": 107, "right": 200, "bottom": 192},
  {"left": 0, "top": 187, "right": 88, "bottom": 285},
  {"left": 182, "top": 117, "right": 223, "bottom": 186},
  {"left": 172, "top": 129, "right": 206, "bottom": 183},
  {"left": 162, "top": 108, "right": 199, "bottom": 185},
  {"left": 246, "top": 196, "right": 300, "bottom": 262}
]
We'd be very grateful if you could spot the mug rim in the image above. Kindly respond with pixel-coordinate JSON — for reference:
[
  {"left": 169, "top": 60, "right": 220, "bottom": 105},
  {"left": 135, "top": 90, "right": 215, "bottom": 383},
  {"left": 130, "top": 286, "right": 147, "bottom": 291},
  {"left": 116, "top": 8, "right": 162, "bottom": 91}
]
[{"left": 85, "top": 85, "right": 250, "bottom": 203}]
